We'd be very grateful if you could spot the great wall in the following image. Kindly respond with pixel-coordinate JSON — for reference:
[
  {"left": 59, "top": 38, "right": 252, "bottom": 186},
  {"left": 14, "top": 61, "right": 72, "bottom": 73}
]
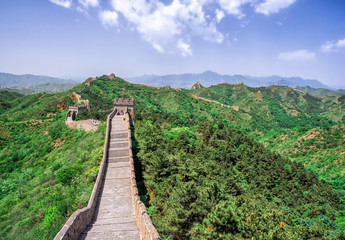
[
  {"left": 57, "top": 75, "right": 240, "bottom": 239},
  {"left": 56, "top": 95, "right": 160, "bottom": 239},
  {"left": 190, "top": 94, "right": 239, "bottom": 111}
]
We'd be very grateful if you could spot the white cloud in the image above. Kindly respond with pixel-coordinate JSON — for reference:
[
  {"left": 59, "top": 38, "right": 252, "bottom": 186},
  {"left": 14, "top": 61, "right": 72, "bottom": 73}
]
[
  {"left": 321, "top": 41, "right": 334, "bottom": 53},
  {"left": 215, "top": 9, "right": 225, "bottom": 23},
  {"left": 49, "top": 0, "right": 298, "bottom": 56},
  {"left": 218, "top": 0, "right": 254, "bottom": 18},
  {"left": 217, "top": 0, "right": 296, "bottom": 18},
  {"left": 110, "top": 0, "right": 223, "bottom": 55},
  {"left": 255, "top": 0, "right": 296, "bottom": 15},
  {"left": 321, "top": 38, "right": 345, "bottom": 53},
  {"left": 99, "top": 11, "right": 119, "bottom": 27},
  {"left": 278, "top": 50, "right": 316, "bottom": 61},
  {"left": 152, "top": 43, "right": 165, "bottom": 53},
  {"left": 49, "top": 0, "right": 72, "bottom": 8},
  {"left": 177, "top": 39, "right": 192, "bottom": 56},
  {"left": 78, "top": 0, "right": 100, "bottom": 8},
  {"left": 337, "top": 39, "right": 345, "bottom": 48}
]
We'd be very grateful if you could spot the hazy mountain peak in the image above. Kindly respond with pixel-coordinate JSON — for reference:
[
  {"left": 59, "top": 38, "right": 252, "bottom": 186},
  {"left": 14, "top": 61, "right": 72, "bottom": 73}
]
[{"left": 191, "top": 81, "right": 204, "bottom": 90}]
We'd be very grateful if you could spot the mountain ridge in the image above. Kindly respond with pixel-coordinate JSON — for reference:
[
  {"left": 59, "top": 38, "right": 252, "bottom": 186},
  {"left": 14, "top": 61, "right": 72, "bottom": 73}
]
[
  {"left": 127, "top": 70, "right": 334, "bottom": 90},
  {"left": 0, "top": 72, "right": 77, "bottom": 88}
]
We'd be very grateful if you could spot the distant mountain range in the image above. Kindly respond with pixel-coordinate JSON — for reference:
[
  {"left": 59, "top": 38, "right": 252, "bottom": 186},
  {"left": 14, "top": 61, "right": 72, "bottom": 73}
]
[
  {"left": 126, "top": 71, "right": 333, "bottom": 90},
  {"left": 1, "top": 71, "right": 343, "bottom": 97},
  {"left": 0, "top": 72, "right": 76, "bottom": 87},
  {"left": 0, "top": 72, "right": 77, "bottom": 94}
]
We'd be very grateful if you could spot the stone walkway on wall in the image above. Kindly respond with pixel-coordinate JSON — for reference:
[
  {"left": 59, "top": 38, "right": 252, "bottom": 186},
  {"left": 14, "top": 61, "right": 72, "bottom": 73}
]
[{"left": 79, "top": 115, "right": 140, "bottom": 239}]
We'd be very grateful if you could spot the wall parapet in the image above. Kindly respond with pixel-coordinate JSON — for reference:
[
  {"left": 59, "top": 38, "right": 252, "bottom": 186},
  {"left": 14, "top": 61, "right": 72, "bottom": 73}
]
[
  {"left": 126, "top": 113, "right": 161, "bottom": 240},
  {"left": 54, "top": 108, "right": 117, "bottom": 240}
]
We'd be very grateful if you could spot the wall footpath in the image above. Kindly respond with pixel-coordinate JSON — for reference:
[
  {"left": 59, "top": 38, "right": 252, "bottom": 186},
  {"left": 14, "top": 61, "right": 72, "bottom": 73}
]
[
  {"left": 55, "top": 110, "right": 160, "bottom": 239},
  {"left": 54, "top": 109, "right": 117, "bottom": 240}
]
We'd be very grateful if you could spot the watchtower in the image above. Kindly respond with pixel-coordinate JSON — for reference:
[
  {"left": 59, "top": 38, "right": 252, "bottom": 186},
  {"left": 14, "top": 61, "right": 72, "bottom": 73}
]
[{"left": 114, "top": 98, "right": 134, "bottom": 118}]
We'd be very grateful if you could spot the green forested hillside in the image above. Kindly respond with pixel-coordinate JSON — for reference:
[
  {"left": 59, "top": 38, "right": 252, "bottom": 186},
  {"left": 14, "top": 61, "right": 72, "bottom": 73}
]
[
  {"left": 1, "top": 75, "right": 345, "bottom": 239},
  {"left": 0, "top": 90, "right": 105, "bottom": 239},
  {"left": 0, "top": 90, "right": 24, "bottom": 114},
  {"left": 0, "top": 90, "right": 23, "bottom": 102},
  {"left": 189, "top": 83, "right": 340, "bottom": 132},
  {"left": 133, "top": 109, "right": 342, "bottom": 239},
  {"left": 262, "top": 125, "right": 345, "bottom": 229}
]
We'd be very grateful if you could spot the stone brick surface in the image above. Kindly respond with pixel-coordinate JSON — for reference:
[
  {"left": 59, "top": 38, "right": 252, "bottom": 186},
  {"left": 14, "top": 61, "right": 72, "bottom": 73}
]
[
  {"left": 56, "top": 108, "right": 160, "bottom": 240},
  {"left": 79, "top": 115, "right": 140, "bottom": 240}
]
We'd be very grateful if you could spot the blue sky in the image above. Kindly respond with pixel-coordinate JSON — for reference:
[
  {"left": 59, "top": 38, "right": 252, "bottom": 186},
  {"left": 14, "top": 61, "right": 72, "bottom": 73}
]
[{"left": 0, "top": 0, "right": 344, "bottom": 88}]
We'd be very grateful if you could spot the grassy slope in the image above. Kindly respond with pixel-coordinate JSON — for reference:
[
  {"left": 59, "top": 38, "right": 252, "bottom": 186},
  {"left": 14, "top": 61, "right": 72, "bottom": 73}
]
[
  {"left": 0, "top": 90, "right": 24, "bottom": 102},
  {"left": 0, "top": 90, "right": 106, "bottom": 239},
  {"left": 0, "top": 90, "right": 24, "bottom": 114}
]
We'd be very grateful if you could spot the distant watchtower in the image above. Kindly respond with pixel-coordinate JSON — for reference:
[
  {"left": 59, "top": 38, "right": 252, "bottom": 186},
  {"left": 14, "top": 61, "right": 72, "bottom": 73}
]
[{"left": 114, "top": 98, "right": 134, "bottom": 119}]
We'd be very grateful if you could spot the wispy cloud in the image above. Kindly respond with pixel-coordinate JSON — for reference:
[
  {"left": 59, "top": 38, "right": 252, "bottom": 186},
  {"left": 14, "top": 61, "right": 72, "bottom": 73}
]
[
  {"left": 177, "top": 39, "right": 192, "bottom": 57},
  {"left": 278, "top": 49, "right": 316, "bottom": 61},
  {"left": 218, "top": 0, "right": 253, "bottom": 19},
  {"left": 255, "top": 0, "right": 296, "bottom": 15},
  {"left": 78, "top": 0, "right": 100, "bottom": 8},
  {"left": 49, "top": 0, "right": 72, "bottom": 8},
  {"left": 215, "top": 9, "right": 225, "bottom": 23},
  {"left": 99, "top": 11, "right": 119, "bottom": 27},
  {"left": 218, "top": 0, "right": 296, "bottom": 18},
  {"left": 321, "top": 38, "right": 345, "bottom": 53}
]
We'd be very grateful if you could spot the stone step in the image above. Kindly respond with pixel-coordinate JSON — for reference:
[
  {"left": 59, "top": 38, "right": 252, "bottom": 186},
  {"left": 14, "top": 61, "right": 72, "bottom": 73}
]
[
  {"left": 104, "top": 163, "right": 129, "bottom": 170},
  {"left": 111, "top": 129, "right": 128, "bottom": 132},
  {"left": 110, "top": 128, "right": 128, "bottom": 131},
  {"left": 100, "top": 180, "right": 131, "bottom": 194},
  {"left": 79, "top": 230, "right": 140, "bottom": 240},
  {"left": 111, "top": 131, "right": 128, "bottom": 134},
  {"left": 93, "top": 206, "right": 135, "bottom": 219},
  {"left": 108, "top": 149, "right": 129, "bottom": 158},
  {"left": 104, "top": 170, "right": 131, "bottom": 179},
  {"left": 94, "top": 196, "right": 134, "bottom": 208},
  {"left": 78, "top": 114, "right": 140, "bottom": 240},
  {"left": 108, "top": 157, "right": 129, "bottom": 163},
  {"left": 88, "top": 216, "right": 137, "bottom": 226},
  {"left": 109, "top": 138, "right": 128, "bottom": 142},
  {"left": 110, "top": 133, "right": 128, "bottom": 138},
  {"left": 83, "top": 222, "right": 139, "bottom": 233},
  {"left": 108, "top": 146, "right": 129, "bottom": 151},
  {"left": 106, "top": 161, "right": 128, "bottom": 168},
  {"left": 93, "top": 206, "right": 135, "bottom": 220}
]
